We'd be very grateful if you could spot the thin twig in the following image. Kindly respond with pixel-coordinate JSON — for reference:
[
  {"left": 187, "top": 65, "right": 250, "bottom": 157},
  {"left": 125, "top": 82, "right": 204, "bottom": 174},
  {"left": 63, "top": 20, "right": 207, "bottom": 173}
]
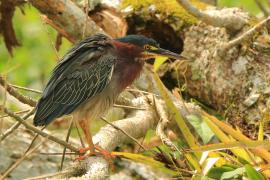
[
  {"left": 82, "top": 0, "right": 89, "bottom": 39},
  {"left": 0, "top": 109, "right": 30, "bottom": 118},
  {"left": 0, "top": 75, "right": 37, "bottom": 106},
  {"left": 126, "top": 88, "right": 158, "bottom": 96},
  {"left": 1, "top": 106, "right": 79, "bottom": 153},
  {"left": 40, "top": 14, "right": 60, "bottom": 61},
  {"left": 40, "top": 152, "right": 76, "bottom": 155},
  {"left": 0, "top": 138, "right": 47, "bottom": 180},
  {"left": 115, "top": 96, "right": 135, "bottom": 108},
  {"left": 10, "top": 84, "right": 42, "bottom": 94},
  {"left": 40, "top": 15, "right": 76, "bottom": 43},
  {"left": 154, "top": 97, "right": 181, "bottom": 152},
  {"left": 24, "top": 167, "right": 78, "bottom": 180},
  {"left": 2, "top": 75, "right": 7, "bottom": 111},
  {"left": 60, "top": 120, "right": 73, "bottom": 171},
  {"left": 136, "top": 135, "right": 146, "bottom": 153},
  {"left": 24, "top": 126, "right": 46, "bottom": 154},
  {"left": 113, "top": 104, "right": 146, "bottom": 110},
  {"left": 0, "top": 108, "right": 35, "bottom": 142},
  {"left": 74, "top": 119, "right": 85, "bottom": 147},
  {"left": 55, "top": 33, "right": 63, "bottom": 51},
  {"left": 100, "top": 117, "right": 146, "bottom": 151},
  {"left": 222, "top": 16, "right": 270, "bottom": 53}
]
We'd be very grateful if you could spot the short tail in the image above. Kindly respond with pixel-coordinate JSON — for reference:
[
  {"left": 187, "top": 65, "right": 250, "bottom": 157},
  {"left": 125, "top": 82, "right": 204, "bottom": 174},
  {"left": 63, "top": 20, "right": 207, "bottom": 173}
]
[
  {"left": 33, "top": 99, "right": 75, "bottom": 126},
  {"left": 33, "top": 98, "right": 59, "bottom": 126}
]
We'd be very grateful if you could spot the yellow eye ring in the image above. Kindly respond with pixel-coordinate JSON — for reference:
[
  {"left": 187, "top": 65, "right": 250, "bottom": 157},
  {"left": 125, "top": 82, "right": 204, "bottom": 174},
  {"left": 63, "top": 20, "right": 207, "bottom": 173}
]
[{"left": 144, "top": 45, "right": 151, "bottom": 50}]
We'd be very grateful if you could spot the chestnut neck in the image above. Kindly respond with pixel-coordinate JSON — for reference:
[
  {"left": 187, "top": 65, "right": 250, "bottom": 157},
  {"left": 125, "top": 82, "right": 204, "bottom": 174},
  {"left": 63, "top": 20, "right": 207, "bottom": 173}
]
[{"left": 112, "top": 40, "right": 144, "bottom": 90}]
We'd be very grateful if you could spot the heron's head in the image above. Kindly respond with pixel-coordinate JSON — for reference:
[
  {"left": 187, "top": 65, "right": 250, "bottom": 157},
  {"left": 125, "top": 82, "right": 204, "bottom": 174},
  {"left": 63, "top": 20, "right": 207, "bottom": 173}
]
[{"left": 116, "top": 35, "right": 182, "bottom": 60}]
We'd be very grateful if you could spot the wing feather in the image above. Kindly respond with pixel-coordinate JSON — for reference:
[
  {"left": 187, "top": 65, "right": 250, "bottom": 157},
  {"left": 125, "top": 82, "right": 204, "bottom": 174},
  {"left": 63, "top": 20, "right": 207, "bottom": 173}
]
[{"left": 33, "top": 34, "right": 116, "bottom": 126}]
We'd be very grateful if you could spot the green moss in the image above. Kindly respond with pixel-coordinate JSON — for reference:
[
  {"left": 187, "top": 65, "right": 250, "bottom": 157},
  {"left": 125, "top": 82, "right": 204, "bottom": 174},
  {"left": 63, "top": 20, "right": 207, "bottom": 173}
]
[
  {"left": 191, "top": 64, "right": 203, "bottom": 81},
  {"left": 121, "top": 0, "right": 208, "bottom": 25}
]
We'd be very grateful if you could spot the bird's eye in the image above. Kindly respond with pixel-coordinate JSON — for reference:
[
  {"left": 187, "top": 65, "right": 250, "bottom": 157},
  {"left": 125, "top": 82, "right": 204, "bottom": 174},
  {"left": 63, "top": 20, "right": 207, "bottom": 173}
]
[{"left": 144, "top": 45, "right": 151, "bottom": 50}]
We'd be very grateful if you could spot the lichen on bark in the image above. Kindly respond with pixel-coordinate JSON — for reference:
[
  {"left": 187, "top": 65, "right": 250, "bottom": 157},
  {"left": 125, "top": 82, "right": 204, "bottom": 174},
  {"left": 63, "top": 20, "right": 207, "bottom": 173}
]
[{"left": 120, "top": 0, "right": 270, "bottom": 137}]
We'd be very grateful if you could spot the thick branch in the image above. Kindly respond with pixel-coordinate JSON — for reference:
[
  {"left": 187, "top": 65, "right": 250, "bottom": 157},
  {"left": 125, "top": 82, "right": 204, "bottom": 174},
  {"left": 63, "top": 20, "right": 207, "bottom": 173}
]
[
  {"left": 176, "top": 0, "right": 248, "bottom": 31},
  {"left": 29, "top": 0, "right": 106, "bottom": 42}
]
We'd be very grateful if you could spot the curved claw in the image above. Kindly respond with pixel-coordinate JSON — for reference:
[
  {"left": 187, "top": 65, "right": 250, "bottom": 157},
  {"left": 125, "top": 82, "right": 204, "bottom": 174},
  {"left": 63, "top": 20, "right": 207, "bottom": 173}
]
[
  {"left": 94, "top": 145, "right": 116, "bottom": 159},
  {"left": 79, "top": 147, "right": 91, "bottom": 154},
  {"left": 75, "top": 154, "right": 89, "bottom": 161}
]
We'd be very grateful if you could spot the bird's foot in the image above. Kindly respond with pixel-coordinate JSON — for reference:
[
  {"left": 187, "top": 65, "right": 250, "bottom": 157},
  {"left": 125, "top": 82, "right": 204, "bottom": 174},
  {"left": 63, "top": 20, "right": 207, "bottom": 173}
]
[
  {"left": 94, "top": 145, "right": 116, "bottom": 161},
  {"left": 75, "top": 147, "right": 95, "bottom": 161},
  {"left": 76, "top": 145, "right": 115, "bottom": 169},
  {"left": 78, "top": 147, "right": 91, "bottom": 154}
]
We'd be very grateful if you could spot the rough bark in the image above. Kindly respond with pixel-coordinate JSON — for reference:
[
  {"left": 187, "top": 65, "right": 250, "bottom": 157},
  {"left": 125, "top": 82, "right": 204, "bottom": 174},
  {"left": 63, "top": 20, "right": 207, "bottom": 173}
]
[
  {"left": 121, "top": 0, "right": 270, "bottom": 137},
  {"left": 29, "top": 0, "right": 127, "bottom": 42},
  {"left": 174, "top": 22, "right": 270, "bottom": 133}
]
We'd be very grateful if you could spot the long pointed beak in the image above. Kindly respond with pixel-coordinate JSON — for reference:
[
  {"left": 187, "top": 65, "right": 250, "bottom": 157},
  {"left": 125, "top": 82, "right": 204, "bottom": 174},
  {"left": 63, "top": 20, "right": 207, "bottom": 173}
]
[{"left": 150, "top": 48, "right": 183, "bottom": 59}]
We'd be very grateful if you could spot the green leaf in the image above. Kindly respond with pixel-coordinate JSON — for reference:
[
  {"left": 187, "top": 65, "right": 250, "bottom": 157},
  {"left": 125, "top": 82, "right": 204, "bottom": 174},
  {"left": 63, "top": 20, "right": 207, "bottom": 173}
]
[
  {"left": 187, "top": 115, "right": 214, "bottom": 144},
  {"left": 258, "top": 122, "right": 264, "bottom": 141},
  {"left": 153, "top": 72, "right": 202, "bottom": 172},
  {"left": 112, "top": 152, "right": 177, "bottom": 175},
  {"left": 153, "top": 56, "right": 168, "bottom": 71},
  {"left": 245, "top": 164, "right": 264, "bottom": 180},
  {"left": 153, "top": 72, "right": 198, "bottom": 149},
  {"left": 220, "top": 167, "right": 245, "bottom": 180},
  {"left": 207, "top": 165, "right": 236, "bottom": 179},
  {"left": 193, "top": 176, "right": 214, "bottom": 180}
]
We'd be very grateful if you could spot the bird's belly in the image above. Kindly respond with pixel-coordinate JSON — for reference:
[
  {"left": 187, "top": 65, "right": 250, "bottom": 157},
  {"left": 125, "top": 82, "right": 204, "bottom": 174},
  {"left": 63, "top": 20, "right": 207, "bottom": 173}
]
[{"left": 72, "top": 79, "right": 119, "bottom": 123}]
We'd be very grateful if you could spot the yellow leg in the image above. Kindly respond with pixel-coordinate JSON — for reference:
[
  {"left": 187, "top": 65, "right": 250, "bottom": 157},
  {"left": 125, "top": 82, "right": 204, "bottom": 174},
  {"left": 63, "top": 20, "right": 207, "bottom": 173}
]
[
  {"left": 79, "top": 119, "right": 95, "bottom": 153},
  {"left": 76, "top": 119, "right": 115, "bottom": 169}
]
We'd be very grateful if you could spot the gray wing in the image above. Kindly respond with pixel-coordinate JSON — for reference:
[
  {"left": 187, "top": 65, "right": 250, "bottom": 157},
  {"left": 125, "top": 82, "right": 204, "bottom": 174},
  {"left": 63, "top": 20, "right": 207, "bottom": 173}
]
[{"left": 33, "top": 34, "right": 116, "bottom": 126}]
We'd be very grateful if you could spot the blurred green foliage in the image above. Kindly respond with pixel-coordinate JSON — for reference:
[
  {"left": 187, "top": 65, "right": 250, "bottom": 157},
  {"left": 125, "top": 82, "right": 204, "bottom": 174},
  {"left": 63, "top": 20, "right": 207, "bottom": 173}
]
[
  {"left": 0, "top": 7, "right": 71, "bottom": 92},
  {"left": 218, "top": 0, "right": 269, "bottom": 15}
]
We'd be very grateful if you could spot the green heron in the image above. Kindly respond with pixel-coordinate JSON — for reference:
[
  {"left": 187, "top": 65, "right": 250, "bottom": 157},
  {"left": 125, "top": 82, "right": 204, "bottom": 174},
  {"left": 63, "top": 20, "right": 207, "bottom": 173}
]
[{"left": 33, "top": 33, "right": 182, "bottom": 158}]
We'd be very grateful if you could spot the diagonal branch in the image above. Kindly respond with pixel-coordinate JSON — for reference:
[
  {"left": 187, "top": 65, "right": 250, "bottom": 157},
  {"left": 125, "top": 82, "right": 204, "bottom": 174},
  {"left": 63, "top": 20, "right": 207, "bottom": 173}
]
[
  {"left": 29, "top": 0, "right": 106, "bottom": 42},
  {"left": 220, "top": 16, "right": 270, "bottom": 55},
  {"left": 0, "top": 75, "right": 37, "bottom": 107}
]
